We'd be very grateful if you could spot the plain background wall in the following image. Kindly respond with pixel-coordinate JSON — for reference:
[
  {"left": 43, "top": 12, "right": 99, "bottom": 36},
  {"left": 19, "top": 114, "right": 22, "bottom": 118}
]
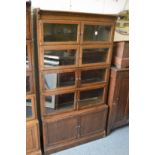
[{"left": 31, "top": 0, "right": 129, "bottom": 14}]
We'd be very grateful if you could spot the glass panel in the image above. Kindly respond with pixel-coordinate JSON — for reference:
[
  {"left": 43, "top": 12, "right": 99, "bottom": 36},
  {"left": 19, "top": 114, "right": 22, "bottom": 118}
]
[
  {"left": 79, "top": 88, "right": 104, "bottom": 107},
  {"left": 45, "top": 93, "right": 74, "bottom": 114},
  {"left": 26, "top": 99, "right": 32, "bottom": 118},
  {"left": 83, "top": 25, "right": 111, "bottom": 41},
  {"left": 26, "top": 45, "right": 29, "bottom": 68},
  {"left": 43, "top": 23, "right": 78, "bottom": 42},
  {"left": 81, "top": 69, "right": 106, "bottom": 84},
  {"left": 82, "top": 48, "right": 108, "bottom": 64},
  {"left": 26, "top": 75, "right": 30, "bottom": 92},
  {"left": 44, "top": 72, "right": 75, "bottom": 90},
  {"left": 44, "top": 49, "right": 76, "bottom": 67}
]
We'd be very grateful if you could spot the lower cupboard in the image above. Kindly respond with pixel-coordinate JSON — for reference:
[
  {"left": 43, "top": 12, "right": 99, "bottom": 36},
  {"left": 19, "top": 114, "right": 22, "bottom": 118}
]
[
  {"left": 42, "top": 105, "right": 108, "bottom": 154},
  {"left": 26, "top": 120, "right": 42, "bottom": 155}
]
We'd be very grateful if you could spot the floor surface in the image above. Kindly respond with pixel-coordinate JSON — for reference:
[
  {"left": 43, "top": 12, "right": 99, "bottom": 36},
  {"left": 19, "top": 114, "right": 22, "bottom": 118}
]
[{"left": 51, "top": 126, "right": 129, "bottom": 155}]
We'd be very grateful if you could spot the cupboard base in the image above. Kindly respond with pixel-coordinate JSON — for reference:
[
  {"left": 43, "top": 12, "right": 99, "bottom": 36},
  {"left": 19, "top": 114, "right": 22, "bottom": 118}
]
[
  {"left": 45, "top": 131, "right": 106, "bottom": 155},
  {"left": 43, "top": 105, "right": 108, "bottom": 155},
  {"left": 107, "top": 119, "right": 129, "bottom": 135},
  {"left": 26, "top": 120, "right": 42, "bottom": 155},
  {"left": 27, "top": 150, "right": 42, "bottom": 155}
]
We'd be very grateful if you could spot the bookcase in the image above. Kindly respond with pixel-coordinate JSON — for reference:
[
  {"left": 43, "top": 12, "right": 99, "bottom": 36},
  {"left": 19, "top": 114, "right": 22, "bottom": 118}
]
[
  {"left": 34, "top": 9, "right": 117, "bottom": 154},
  {"left": 26, "top": 2, "right": 41, "bottom": 155}
]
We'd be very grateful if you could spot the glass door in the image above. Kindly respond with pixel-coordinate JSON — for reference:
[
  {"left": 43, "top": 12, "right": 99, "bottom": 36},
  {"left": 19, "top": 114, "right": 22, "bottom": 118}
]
[
  {"left": 42, "top": 90, "right": 77, "bottom": 115},
  {"left": 40, "top": 45, "right": 79, "bottom": 70},
  {"left": 41, "top": 20, "right": 80, "bottom": 45},
  {"left": 78, "top": 86, "right": 106, "bottom": 109},
  {"left": 81, "top": 22, "right": 113, "bottom": 44},
  {"left": 80, "top": 45, "right": 111, "bottom": 67},
  {"left": 41, "top": 69, "right": 77, "bottom": 92},
  {"left": 26, "top": 95, "right": 35, "bottom": 120},
  {"left": 26, "top": 41, "right": 32, "bottom": 70},
  {"left": 26, "top": 72, "right": 33, "bottom": 94},
  {"left": 79, "top": 67, "right": 109, "bottom": 87}
]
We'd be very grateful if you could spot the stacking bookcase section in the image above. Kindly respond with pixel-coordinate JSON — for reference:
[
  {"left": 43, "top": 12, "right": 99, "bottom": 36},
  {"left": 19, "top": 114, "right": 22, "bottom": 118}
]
[
  {"left": 26, "top": 2, "right": 41, "bottom": 155},
  {"left": 34, "top": 9, "right": 117, "bottom": 154}
]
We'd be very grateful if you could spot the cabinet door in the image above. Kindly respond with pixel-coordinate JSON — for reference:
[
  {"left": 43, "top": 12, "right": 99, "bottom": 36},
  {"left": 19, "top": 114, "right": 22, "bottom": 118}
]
[
  {"left": 43, "top": 91, "right": 76, "bottom": 116},
  {"left": 26, "top": 41, "right": 32, "bottom": 71},
  {"left": 80, "top": 45, "right": 111, "bottom": 67},
  {"left": 107, "top": 69, "right": 129, "bottom": 133},
  {"left": 78, "top": 86, "right": 106, "bottom": 109},
  {"left": 81, "top": 22, "right": 113, "bottom": 44},
  {"left": 40, "top": 45, "right": 79, "bottom": 70},
  {"left": 79, "top": 106, "right": 108, "bottom": 137},
  {"left": 79, "top": 67, "right": 109, "bottom": 87},
  {"left": 26, "top": 121, "right": 40, "bottom": 153},
  {"left": 40, "top": 21, "right": 80, "bottom": 45},
  {"left": 26, "top": 95, "right": 36, "bottom": 120},
  {"left": 43, "top": 116, "right": 78, "bottom": 147},
  {"left": 115, "top": 71, "right": 129, "bottom": 122},
  {"left": 42, "top": 69, "right": 77, "bottom": 92},
  {"left": 26, "top": 72, "right": 34, "bottom": 94}
]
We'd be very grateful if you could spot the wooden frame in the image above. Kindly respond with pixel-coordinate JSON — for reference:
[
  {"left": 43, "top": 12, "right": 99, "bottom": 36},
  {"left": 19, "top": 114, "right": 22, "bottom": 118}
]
[
  {"left": 26, "top": 94, "right": 36, "bottom": 121},
  {"left": 79, "top": 44, "right": 112, "bottom": 67},
  {"left": 39, "top": 20, "right": 81, "bottom": 45},
  {"left": 39, "top": 45, "right": 80, "bottom": 70},
  {"left": 80, "top": 21, "right": 114, "bottom": 44}
]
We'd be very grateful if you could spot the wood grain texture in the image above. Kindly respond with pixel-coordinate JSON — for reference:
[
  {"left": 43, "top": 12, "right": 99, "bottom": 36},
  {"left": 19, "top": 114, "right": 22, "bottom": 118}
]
[
  {"left": 34, "top": 8, "right": 117, "bottom": 154},
  {"left": 42, "top": 106, "right": 107, "bottom": 154},
  {"left": 112, "top": 41, "right": 129, "bottom": 68},
  {"left": 107, "top": 67, "right": 129, "bottom": 134},
  {"left": 26, "top": 121, "right": 41, "bottom": 155},
  {"left": 26, "top": 2, "right": 42, "bottom": 155}
]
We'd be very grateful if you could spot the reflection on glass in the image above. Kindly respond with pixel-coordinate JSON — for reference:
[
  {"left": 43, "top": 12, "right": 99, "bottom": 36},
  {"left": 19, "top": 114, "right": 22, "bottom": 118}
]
[
  {"left": 26, "top": 76, "right": 30, "bottom": 92},
  {"left": 43, "top": 23, "right": 78, "bottom": 42},
  {"left": 26, "top": 99, "right": 32, "bottom": 118},
  {"left": 44, "top": 72, "right": 75, "bottom": 90},
  {"left": 82, "top": 48, "right": 108, "bottom": 64},
  {"left": 44, "top": 50, "right": 76, "bottom": 67},
  {"left": 80, "top": 88, "right": 104, "bottom": 107},
  {"left": 45, "top": 93, "right": 74, "bottom": 114},
  {"left": 26, "top": 45, "right": 29, "bottom": 68},
  {"left": 83, "top": 25, "right": 111, "bottom": 41},
  {"left": 81, "top": 69, "right": 106, "bottom": 84}
]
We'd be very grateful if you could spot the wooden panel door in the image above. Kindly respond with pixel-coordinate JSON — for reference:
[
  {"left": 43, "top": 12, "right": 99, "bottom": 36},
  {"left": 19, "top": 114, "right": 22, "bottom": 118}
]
[
  {"left": 107, "top": 68, "right": 129, "bottom": 134},
  {"left": 79, "top": 106, "right": 108, "bottom": 137},
  {"left": 43, "top": 116, "right": 78, "bottom": 148},
  {"left": 115, "top": 70, "right": 129, "bottom": 122},
  {"left": 26, "top": 121, "right": 40, "bottom": 154}
]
